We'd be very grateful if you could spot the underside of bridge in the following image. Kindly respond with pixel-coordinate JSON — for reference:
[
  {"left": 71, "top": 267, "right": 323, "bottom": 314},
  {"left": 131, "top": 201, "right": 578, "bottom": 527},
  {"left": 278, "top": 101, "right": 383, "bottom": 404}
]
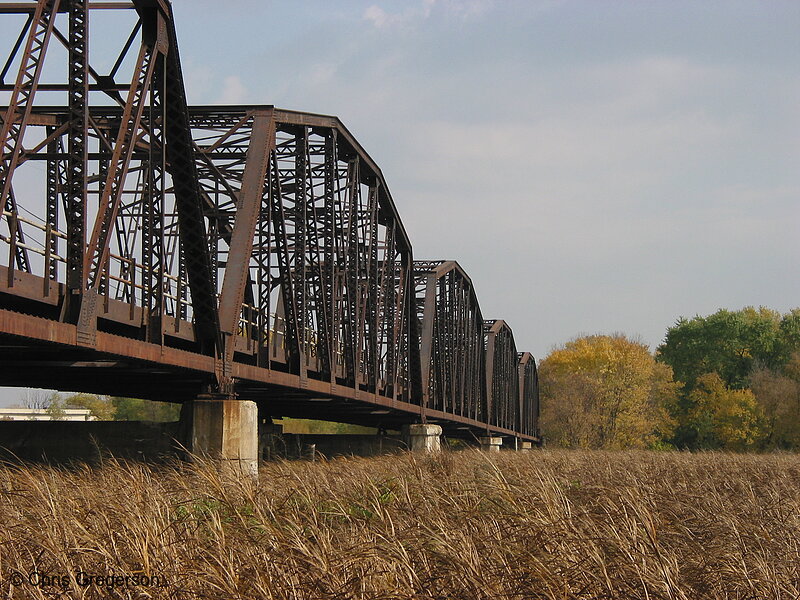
[{"left": 0, "top": 1, "right": 540, "bottom": 466}]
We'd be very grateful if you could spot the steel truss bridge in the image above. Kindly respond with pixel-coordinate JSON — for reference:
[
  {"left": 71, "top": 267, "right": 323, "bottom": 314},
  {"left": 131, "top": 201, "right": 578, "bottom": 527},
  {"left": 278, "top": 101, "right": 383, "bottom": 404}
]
[{"left": 0, "top": 0, "right": 540, "bottom": 443}]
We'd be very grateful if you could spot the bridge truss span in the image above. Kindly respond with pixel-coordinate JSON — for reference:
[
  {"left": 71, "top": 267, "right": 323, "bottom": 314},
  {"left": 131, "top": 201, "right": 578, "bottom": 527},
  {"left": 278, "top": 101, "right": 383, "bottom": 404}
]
[
  {"left": 414, "top": 260, "right": 485, "bottom": 425},
  {"left": 518, "top": 352, "right": 540, "bottom": 440},
  {"left": 0, "top": 0, "right": 539, "bottom": 444},
  {"left": 484, "top": 319, "right": 520, "bottom": 435}
]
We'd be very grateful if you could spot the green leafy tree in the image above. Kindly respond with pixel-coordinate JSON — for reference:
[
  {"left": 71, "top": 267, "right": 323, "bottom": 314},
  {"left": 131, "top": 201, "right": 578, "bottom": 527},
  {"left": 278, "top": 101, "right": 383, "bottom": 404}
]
[
  {"left": 785, "top": 351, "right": 800, "bottom": 381},
  {"left": 111, "top": 397, "right": 181, "bottom": 422},
  {"left": 657, "top": 307, "right": 800, "bottom": 448},
  {"left": 657, "top": 307, "right": 795, "bottom": 391},
  {"left": 778, "top": 310, "right": 800, "bottom": 365},
  {"left": 44, "top": 396, "right": 66, "bottom": 421},
  {"left": 64, "top": 393, "right": 115, "bottom": 420},
  {"left": 539, "top": 334, "right": 678, "bottom": 449},
  {"left": 279, "top": 418, "right": 376, "bottom": 435}
]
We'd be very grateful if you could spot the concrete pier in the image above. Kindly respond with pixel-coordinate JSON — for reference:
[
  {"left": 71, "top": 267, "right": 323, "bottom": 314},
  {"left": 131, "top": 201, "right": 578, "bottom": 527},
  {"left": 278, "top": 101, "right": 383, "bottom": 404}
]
[
  {"left": 191, "top": 397, "right": 258, "bottom": 478},
  {"left": 479, "top": 436, "right": 503, "bottom": 453},
  {"left": 519, "top": 441, "right": 533, "bottom": 452},
  {"left": 403, "top": 423, "right": 442, "bottom": 452}
]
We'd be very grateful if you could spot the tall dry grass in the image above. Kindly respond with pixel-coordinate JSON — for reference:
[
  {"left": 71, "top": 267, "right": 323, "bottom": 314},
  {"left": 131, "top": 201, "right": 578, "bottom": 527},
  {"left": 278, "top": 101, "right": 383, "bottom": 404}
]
[{"left": 0, "top": 450, "right": 799, "bottom": 599}]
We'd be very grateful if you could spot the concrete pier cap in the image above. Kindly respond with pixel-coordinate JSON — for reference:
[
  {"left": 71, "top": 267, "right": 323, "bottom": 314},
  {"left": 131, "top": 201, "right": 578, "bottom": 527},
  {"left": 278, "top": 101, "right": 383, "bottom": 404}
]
[
  {"left": 403, "top": 423, "right": 442, "bottom": 452},
  {"left": 479, "top": 436, "right": 503, "bottom": 452},
  {"left": 191, "top": 397, "right": 259, "bottom": 479},
  {"left": 519, "top": 441, "right": 533, "bottom": 452}
]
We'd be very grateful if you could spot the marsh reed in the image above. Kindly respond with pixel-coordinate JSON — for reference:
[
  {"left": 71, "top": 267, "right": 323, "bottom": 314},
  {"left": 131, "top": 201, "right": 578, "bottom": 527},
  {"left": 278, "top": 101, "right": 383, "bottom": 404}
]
[{"left": 1, "top": 449, "right": 798, "bottom": 599}]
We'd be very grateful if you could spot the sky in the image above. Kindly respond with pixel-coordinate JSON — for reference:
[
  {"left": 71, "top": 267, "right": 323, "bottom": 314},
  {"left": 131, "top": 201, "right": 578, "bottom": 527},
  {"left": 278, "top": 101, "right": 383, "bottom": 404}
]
[{"left": 1, "top": 0, "right": 799, "bottom": 405}]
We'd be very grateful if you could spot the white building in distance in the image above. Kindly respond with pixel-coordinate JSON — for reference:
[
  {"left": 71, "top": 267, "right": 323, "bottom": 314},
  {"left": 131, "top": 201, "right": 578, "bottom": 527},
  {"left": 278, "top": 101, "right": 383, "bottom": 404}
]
[{"left": 0, "top": 408, "right": 95, "bottom": 421}]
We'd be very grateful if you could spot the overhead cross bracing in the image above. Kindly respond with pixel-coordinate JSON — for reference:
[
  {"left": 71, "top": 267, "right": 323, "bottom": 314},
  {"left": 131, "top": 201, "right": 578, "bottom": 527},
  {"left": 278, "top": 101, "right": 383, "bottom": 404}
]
[{"left": 0, "top": 0, "right": 540, "bottom": 443}]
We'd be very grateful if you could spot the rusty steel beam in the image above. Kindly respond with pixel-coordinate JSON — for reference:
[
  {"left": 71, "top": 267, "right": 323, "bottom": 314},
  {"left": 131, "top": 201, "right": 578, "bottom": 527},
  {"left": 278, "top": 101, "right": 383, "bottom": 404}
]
[
  {"left": 0, "top": 2, "right": 536, "bottom": 441},
  {"left": 218, "top": 109, "right": 274, "bottom": 360},
  {"left": 0, "top": 3, "right": 133, "bottom": 13},
  {"left": 84, "top": 27, "right": 163, "bottom": 289},
  {"left": 66, "top": 0, "right": 88, "bottom": 297},
  {"left": 273, "top": 108, "right": 412, "bottom": 256},
  {"left": 0, "top": 0, "right": 63, "bottom": 274}
]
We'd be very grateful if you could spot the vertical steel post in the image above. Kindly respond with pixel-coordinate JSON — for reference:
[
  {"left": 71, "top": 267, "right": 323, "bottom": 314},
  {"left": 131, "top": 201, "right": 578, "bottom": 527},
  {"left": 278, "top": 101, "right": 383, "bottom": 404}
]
[{"left": 66, "top": 0, "right": 87, "bottom": 296}]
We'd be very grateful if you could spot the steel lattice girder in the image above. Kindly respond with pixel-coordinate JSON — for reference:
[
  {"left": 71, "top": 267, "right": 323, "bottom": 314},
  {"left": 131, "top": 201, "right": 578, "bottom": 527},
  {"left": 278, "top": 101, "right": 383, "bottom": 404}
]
[
  {"left": 1, "top": 100, "right": 419, "bottom": 404},
  {"left": 413, "top": 260, "right": 485, "bottom": 424},
  {"left": 484, "top": 319, "right": 519, "bottom": 433},
  {"left": 0, "top": 0, "right": 538, "bottom": 440},
  {"left": 188, "top": 106, "right": 417, "bottom": 403}
]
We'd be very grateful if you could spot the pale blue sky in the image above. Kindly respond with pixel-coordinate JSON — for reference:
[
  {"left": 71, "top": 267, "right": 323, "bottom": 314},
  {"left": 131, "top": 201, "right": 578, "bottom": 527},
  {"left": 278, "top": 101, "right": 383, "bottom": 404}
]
[
  {"left": 1, "top": 1, "right": 798, "bottom": 405},
  {"left": 173, "top": 0, "right": 798, "bottom": 353}
]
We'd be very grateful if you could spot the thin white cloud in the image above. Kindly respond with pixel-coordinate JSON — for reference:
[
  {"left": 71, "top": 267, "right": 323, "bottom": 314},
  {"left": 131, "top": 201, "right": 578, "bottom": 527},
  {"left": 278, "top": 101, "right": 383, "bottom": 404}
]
[
  {"left": 363, "top": 0, "right": 494, "bottom": 29},
  {"left": 363, "top": 5, "right": 398, "bottom": 29},
  {"left": 193, "top": 1, "right": 800, "bottom": 358},
  {"left": 217, "top": 75, "right": 247, "bottom": 104},
  {"left": 439, "top": 0, "right": 495, "bottom": 19},
  {"left": 309, "top": 62, "right": 339, "bottom": 86},
  {"left": 183, "top": 61, "right": 214, "bottom": 101}
]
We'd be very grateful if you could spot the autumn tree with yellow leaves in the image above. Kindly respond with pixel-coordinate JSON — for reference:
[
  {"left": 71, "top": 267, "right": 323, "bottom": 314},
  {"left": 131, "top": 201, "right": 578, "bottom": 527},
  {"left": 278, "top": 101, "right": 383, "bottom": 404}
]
[
  {"left": 539, "top": 335, "right": 678, "bottom": 449},
  {"left": 687, "top": 373, "right": 762, "bottom": 450}
]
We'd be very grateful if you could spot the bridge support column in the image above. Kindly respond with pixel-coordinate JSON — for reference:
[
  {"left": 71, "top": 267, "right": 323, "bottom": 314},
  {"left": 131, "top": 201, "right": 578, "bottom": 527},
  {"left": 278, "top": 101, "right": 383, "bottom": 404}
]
[
  {"left": 479, "top": 436, "right": 503, "bottom": 453},
  {"left": 519, "top": 441, "right": 532, "bottom": 453},
  {"left": 191, "top": 397, "right": 258, "bottom": 479},
  {"left": 403, "top": 424, "right": 442, "bottom": 452}
]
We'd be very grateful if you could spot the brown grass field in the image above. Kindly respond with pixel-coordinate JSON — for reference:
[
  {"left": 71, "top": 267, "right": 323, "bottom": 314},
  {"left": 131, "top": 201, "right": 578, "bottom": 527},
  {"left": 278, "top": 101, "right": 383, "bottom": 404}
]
[{"left": 0, "top": 449, "right": 798, "bottom": 599}]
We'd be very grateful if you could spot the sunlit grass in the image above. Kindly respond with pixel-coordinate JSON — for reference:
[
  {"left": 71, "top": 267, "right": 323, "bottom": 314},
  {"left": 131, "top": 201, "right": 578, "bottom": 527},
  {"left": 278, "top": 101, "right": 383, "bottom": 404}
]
[{"left": 1, "top": 450, "right": 798, "bottom": 599}]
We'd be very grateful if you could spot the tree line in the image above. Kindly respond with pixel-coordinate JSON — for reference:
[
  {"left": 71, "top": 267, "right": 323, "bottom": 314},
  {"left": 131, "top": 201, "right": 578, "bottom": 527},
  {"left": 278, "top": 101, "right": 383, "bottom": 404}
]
[
  {"left": 540, "top": 307, "right": 800, "bottom": 450},
  {"left": 14, "top": 392, "right": 181, "bottom": 423},
  {"left": 14, "top": 393, "right": 369, "bottom": 435}
]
